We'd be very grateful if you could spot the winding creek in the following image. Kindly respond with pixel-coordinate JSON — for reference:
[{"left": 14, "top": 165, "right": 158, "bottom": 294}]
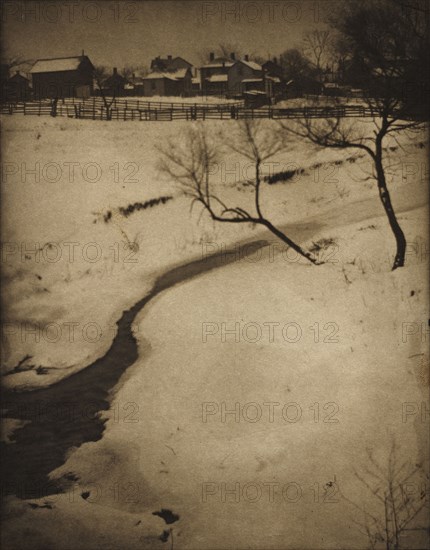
[
  {"left": 1, "top": 238, "right": 273, "bottom": 499},
  {"left": 2, "top": 188, "right": 426, "bottom": 501}
]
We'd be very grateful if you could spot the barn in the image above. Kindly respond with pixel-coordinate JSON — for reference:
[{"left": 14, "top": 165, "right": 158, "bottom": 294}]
[{"left": 30, "top": 54, "right": 94, "bottom": 99}]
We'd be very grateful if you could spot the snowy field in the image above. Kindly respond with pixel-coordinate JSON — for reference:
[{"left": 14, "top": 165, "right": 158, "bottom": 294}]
[{"left": 1, "top": 114, "right": 429, "bottom": 549}]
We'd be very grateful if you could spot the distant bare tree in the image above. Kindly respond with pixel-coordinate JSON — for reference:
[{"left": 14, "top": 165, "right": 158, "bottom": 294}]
[
  {"left": 341, "top": 440, "right": 428, "bottom": 549},
  {"left": 198, "top": 44, "right": 244, "bottom": 64},
  {"left": 120, "top": 65, "right": 147, "bottom": 80},
  {"left": 158, "top": 120, "right": 322, "bottom": 265},
  {"left": 94, "top": 65, "right": 115, "bottom": 121},
  {"left": 303, "top": 28, "right": 333, "bottom": 72},
  {"left": 279, "top": 48, "right": 314, "bottom": 79},
  {"left": 1, "top": 55, "right": 34, "bottom": 75}
]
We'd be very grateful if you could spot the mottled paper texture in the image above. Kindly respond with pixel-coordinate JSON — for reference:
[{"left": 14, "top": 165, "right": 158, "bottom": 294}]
[{"left": 1, "top": 1, "right": 429, "bottom": 548}]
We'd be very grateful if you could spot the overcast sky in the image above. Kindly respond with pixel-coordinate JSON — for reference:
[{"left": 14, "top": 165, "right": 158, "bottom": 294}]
[{"left": 2, "top": 0, "right": 336, "bottom": 70}]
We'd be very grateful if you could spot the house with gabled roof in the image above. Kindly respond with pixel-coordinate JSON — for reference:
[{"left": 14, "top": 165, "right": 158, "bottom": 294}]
[
  {"left": 200, "top": 52, "right": 235, "bottom": 95},
  {"left": 150, "top": 55, "right": 192, "bottom": 72},
  {"left": 142, "top": 67, "right": 192, "bottom": 97},
  {"left": 228, "top": 56, "right": 263, "bottom": 96},
  {"left": 30, "top": 53, "right": 94, "bottom": 98}
]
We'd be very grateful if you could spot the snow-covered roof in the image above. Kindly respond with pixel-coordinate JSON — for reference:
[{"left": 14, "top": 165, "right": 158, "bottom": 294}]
[
  {"left": 202, "top": 61, "right": 234, "bottom": 69},
  {"left": 267, "top": 76, "right": 281, "bottom": 83},
  {"left": 30, "top": 56, "right": 88, "bottom": 74},
  {"left": 243, "top": 90, "right": 267, "bottom": 96},
  {"left": 240, "top": 60, "right": 262, "bottom": 71},
  {"left": 206, "top": 74, "right": 228, "bottom": 83},
  {"left": 144, "top": 68, "right": 188, "bottom": 81},
  {"left": 242, "top": 78, "right": 263, "bottom": 83}
]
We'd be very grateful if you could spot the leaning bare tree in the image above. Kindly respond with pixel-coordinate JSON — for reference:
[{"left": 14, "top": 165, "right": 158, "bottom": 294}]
[
  {"left": 280, "top": 0, "right": 428, "bottom": 271},
  {"left": 158, "top": 120, "right": 322, "bottom": 265},
  {"left": 341, "top": 440, "right": 428, "bottom": 550}
]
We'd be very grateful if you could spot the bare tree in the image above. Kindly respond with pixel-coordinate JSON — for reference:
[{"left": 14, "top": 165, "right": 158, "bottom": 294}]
[
  {"left": 341, "top": 440, "right": 428, "bottom": 549},
  {"left": 279, "top": 48, "right": 314, "bottom": 79},
  {"left": 198, "top": 44, "right": 244, "bottom": 64},
  {"left": 93, "top": 65, "right": 116, "bottom": 121},
  {"left": 303, "top": 28, "right": 333, "bottom": 72},
  {"left": 157, "top": 120, "right": 322, "bottom": 265},
  {"left": 279, "top": 108, "right": 424, "bottom": 270},
  {"left": 280, "top": 0, "right": 428, "bottom": 271},
  {"left": 1, "top": 55, "right": 34, "bottom": 74},
  {"left": 120, "top": 65, "right": 148, "bottom": 80}
]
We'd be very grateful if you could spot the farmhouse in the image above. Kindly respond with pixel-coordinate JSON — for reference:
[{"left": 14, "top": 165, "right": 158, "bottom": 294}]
[
  {"left": 30, "top": 54, "right": 94, "bottom": 99},
  {"left": 142, "top": 68, "right": 192, "bottom": 97},
  {"left": 200, "top": 53, "right": 235, "bottom": 95},
  {"left": 228, "top": 56, "right": 263, "bottom": 95}
]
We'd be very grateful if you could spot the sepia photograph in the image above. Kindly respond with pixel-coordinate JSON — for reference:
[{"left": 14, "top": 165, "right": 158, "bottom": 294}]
[{"left": 0, "top": 0, "right": 429, "bottom": 548}]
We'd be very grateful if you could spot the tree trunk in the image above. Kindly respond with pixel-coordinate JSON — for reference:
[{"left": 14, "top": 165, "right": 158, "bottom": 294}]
[
  {"left": 260, "top": 219, "right": 322, "bottom": 265},
  {"left": 375, "top": 143, "right": 406, "bottom": 270}
]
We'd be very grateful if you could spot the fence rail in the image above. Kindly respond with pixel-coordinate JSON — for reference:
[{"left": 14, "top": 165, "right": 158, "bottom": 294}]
[{"left": 0, "top": 99, "right": 397, "bottom": 121}]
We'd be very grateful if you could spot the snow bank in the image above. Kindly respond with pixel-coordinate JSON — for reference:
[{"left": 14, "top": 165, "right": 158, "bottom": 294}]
[{"left": 1, "top": 115, "right": 427, "bottom": 391}]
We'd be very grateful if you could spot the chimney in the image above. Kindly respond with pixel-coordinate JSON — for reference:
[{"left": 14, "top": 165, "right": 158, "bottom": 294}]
[
  {"left": 244, "top": 54, "right": 249, "bottom": 62},
  {"left": 81, "top": 49, "right": 84, "bottom": 57},
  {"left": 132, "top": 72, "right": 135, "bottom": 79},
  {"left": 209, "top": 52, "right": 215, "bottom": 62},
  {"left": 113, "top": 67, "right": 117, "bottom": 75},
  {"left": 167, "top": 55, "right": 172, "bottom": 61},
  {"left": 273, "top": 56, "right": 277, "bottom": 65},
  {"left": 230, "top": 52, "right": 235, "bottom": 60},
  {"left": 16, "top": 70, "right": 20, "bottom": 75}
]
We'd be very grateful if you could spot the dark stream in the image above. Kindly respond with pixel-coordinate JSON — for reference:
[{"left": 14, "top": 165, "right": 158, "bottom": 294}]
[{"left": 1, "top": 240, "right": 269, "bottom": 499}]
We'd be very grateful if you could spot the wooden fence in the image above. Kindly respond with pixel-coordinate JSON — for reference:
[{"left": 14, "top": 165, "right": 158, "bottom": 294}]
[{"left": 0, "top": 99, "right": 386, "bottom": 121}]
